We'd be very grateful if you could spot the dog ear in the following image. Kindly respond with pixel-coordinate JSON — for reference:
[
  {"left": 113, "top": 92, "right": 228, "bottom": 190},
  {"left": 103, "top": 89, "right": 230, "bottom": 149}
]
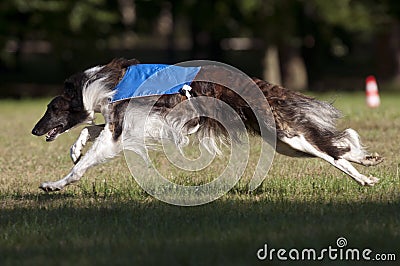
[{"left": 63, "top": 80, "right": 77, "bottom": 99}]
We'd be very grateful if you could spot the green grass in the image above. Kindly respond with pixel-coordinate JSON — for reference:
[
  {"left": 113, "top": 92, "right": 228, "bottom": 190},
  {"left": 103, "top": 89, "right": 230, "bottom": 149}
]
[{"left": 0, "top": 93, "right": 400, "bottom": 265}]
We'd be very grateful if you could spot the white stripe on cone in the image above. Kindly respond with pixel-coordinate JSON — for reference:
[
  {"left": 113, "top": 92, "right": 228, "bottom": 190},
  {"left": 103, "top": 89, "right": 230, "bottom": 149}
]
[{"left": 366, "top": 75, "right": 380, "bottom": 108}]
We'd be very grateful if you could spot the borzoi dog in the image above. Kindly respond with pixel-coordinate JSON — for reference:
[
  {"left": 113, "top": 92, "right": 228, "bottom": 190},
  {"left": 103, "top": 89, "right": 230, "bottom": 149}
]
[{"left": 31, "top": 58, "right": 382, "bottom": 192}]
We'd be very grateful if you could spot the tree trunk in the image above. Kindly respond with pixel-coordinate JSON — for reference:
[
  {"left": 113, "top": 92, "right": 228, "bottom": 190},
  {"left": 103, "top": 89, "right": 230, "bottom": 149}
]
[
  {"left": 262, "top": 45, "right": 282, "bottom": 85},
  {"left": 118, "top": 0, "right": 136, "bottom": 28},
  {"left": 280, "top": 45, "right": 308, "bottom": 90},
  {"left": 390, "top": 20, "right": 400, "bottom": 84}
]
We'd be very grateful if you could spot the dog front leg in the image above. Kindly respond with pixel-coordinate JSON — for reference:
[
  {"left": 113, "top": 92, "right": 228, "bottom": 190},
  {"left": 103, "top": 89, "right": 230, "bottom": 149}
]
[
  {"left": 70, "top": 124, "right": 105, "bottom": 164},
  {"left": 40, "top": 126, "right": 121, "bottom": 192}
]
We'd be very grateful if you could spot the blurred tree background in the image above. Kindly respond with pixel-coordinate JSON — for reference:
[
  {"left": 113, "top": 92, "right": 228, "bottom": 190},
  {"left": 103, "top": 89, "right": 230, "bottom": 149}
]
[{"left": 1, "top": 0, "right": 400, "bottom": 97}]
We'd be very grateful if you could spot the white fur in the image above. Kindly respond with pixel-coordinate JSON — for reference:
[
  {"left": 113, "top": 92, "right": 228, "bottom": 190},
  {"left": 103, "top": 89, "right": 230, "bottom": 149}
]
[
  {"left": 84, "top": 66, "right": 103, "bottom": 76},
  {"left": 70, "top": 127, "right": 90, "bottom": 164},
  {"left": 281, "top": 135, "right": 379, "bottom": 186},
  {"left": 338, "top": 129, "right": 367, "bottom": 162},
  {"left": 40, "top": 125, "right": 122, "bottom": 191},
  {"left": 122, "top": 98, "right": 223, "bottom": 160},
  {"left": 83, "top": 78, "right": 115, "bottom": 115},
  {"left": 82, "top": 66, "right": 115, "bottom": 117}
]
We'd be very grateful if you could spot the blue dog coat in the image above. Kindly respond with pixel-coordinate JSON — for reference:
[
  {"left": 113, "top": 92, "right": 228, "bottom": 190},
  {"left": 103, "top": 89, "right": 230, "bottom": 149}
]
[{"left": 111, "top": 64, "right": 201, "bottom": 103}]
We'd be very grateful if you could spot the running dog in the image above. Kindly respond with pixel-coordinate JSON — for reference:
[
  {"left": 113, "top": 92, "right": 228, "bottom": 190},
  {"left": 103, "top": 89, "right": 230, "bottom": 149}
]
[{"left": 31, "top": 58, "right": 383, "bottom": 192}]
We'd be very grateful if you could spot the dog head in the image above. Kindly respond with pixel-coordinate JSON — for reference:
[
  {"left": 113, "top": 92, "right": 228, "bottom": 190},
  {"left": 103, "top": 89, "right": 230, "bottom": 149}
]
[
  {"left": 32, "top": 58, "right": 140, "bottom": 141},
  {"left": 31, "top": 72, "right": 92, "bottom": 141}
]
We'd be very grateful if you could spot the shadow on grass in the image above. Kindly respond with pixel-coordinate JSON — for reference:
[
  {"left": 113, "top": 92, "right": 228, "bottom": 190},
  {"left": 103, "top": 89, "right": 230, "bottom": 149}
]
[
  {"left": 0, "top": 192, "right": 77, "bottom": 201},
  {"left": 1, "top": 195, "right": 400, "bottom": 266}
]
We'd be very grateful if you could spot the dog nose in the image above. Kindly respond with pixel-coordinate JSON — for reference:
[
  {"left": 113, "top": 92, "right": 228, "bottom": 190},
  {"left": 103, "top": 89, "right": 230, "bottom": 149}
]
[{"left": 32, "top": 128, "right": 40, "bottom": 136}]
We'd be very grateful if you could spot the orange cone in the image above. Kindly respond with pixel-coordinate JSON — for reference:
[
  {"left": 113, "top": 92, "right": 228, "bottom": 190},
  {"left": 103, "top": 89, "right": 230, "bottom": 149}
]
[{"left": 365, "top": 75, "right": 380, "bottom": 108}]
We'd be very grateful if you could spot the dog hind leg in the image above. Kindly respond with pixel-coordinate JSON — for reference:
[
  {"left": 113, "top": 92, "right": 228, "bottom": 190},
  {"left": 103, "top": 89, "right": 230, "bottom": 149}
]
[
  {"left": 40, "top": 125, "right": 121, "bottom": 192},
  {"left": 280, "top": 134, "right": 379, "bottom": 186},
  {"left": 337, "top": 128, "right": 383, "bottom": 166}
]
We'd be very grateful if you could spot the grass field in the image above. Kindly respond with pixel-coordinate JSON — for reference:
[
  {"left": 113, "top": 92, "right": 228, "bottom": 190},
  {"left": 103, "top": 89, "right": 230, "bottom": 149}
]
[{"left": 0, "top": 92, "right": 399, "bottom": 265}]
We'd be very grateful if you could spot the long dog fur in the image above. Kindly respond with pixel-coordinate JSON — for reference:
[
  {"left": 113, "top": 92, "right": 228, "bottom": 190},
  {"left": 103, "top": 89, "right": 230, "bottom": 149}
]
[{"left": 32, "top": 58, "right": 383, "bottom": 192}]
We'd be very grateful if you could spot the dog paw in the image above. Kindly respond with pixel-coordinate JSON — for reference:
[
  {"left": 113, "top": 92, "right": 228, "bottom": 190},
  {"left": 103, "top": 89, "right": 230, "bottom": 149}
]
[
  {"left": 368, "top": 175, "right": 380, "bottom": 183},
  {"left": 361, "top": 153, "right": 384, "bottom": 166},
  {"left": 39, "top": 182, "right": 62, "bottom": 192},
  {"left": 363, "top": 175, "right": 380, "bottom": 186}
]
